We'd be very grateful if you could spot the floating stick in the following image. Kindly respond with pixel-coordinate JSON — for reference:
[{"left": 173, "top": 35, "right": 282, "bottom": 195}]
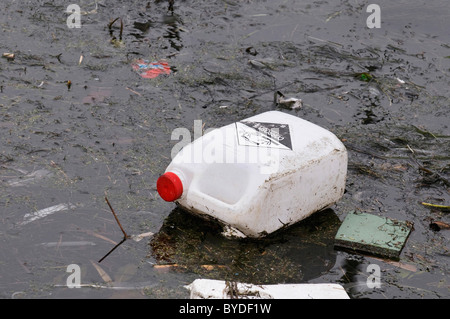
[{"left": 98, "top": 197, "right": 129, "bottom": 263}]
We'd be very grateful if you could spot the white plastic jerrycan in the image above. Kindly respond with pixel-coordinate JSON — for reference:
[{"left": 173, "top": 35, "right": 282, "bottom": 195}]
[{"left": 157, "top": 111, "right": 347, "bottom": 238}]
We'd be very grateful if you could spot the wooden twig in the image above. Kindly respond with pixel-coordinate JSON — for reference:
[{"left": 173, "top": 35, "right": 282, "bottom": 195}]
[
  {"left": 98, "top": 237, "right": 127, "bottom": 263},
  {"left": 104, "top": 196, "right": 129, "bottom": 239},
  {"left": 98, "top": 196, "right": 129, "bottom": 263},
  {"left": 108, "top": 17, "right": 123, "bottom": 41},
  {"left": 108, "top": 17, "right": 120, "bottom": 30},
  {"left": 119, "top": 18, "right": 123, "bottom": 41}
]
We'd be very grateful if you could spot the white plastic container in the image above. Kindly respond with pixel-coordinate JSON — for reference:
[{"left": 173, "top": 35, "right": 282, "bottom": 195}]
[{"left": 157, "top": 111, "right": 347, "bottom": 238}]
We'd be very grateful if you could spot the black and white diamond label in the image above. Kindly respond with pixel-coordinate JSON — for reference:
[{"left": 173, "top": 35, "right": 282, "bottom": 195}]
[{"left": 236, "top": 121, "right": 292, "bottom": 150}]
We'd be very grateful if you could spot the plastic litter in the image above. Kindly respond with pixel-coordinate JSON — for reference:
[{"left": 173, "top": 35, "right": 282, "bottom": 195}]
[
  {"left": 185, "top": 279, "right": 350, "bottom": 299},
  {"left": 131, "top": 59, "right": 171, "bottom": 79},
  {"left": 130, "top": 231, "right": 154, "bottom": 242},
  {"left": 20, "top": 203, "right": 77, "bottom": 226},
  {"left": 157, "top": 110, "right": 347, "bottom": 238},
  {"left": 275, "top": 91, "right": 302, "bottom": 110},
  {"left": 334, "top": 211, "right": 413, "bottom": 259},
  {"left": 2, "top": 52, "right": 15, "bottom": 60}
]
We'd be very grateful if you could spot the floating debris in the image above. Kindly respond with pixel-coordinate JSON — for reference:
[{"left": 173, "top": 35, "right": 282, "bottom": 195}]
[
  {"left": 108, "top": 17, "right": 123, "bottom": 41},
  {"left": 2, "top": 53, "right": 15, "bottom": 60},
  {"left": 430, "top": 220, "right": 450, "bottom": 231},
  {"left": 130, "top": 231, "right": 154, "bottom": 242},
  {"left": 275, "top": 91, "right": 303, "bottom": 110},
  {"left": 91, "top": 260, "right": 112, "bottom": 284},
  {"left": 245, "top": 46, "right": 258, "bottom": 56},
  {"left": 334, "top": 211, "right": 413, "bottom": 259},
  {"left": 248, "top": 57, "right": 276, "bottom": 69},
  {"left": 153, "top": 264, "right": 186, "bottom": 273},
  {"left": 131, "top": 59, "right": 171, "bottom": 79},
  {"left": 421, "top": 202, "right": 450, "bottom": 212},
  {"left": 125, "top": 87, "right": 142, "bottom": 96},
  {"left": 38, "top": 241, "right": 96, "bottom": 247},
  {"left": 355, "top": 72, "right": 373, "bottom": 82},
  {"left": 20, "top": 203, "right": 77, "bottom": 226}
]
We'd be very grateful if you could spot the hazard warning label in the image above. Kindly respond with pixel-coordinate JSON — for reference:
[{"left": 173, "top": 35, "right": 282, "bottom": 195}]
[{"left": 235, "top": 121, "right": 292, "bottom": 150}]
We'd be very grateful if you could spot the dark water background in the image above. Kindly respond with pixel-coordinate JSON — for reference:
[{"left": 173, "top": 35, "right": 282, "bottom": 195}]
[{"left": 0, "top": 0, "right": 449, "bottom": 298}]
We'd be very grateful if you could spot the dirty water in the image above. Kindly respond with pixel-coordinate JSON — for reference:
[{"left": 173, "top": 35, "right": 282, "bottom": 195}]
[{"left": 0, "top": 0, "right": 449, "bottom": 299}]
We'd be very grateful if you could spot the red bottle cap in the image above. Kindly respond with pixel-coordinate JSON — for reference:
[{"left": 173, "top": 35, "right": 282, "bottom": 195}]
[{"left": 157, "top": 172, "right": 183, "bottom": 202}]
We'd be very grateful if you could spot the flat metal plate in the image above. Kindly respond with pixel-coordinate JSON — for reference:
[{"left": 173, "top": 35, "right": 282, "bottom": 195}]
[{"left": 334, "top": 211, "right": 413, "bottom": 259}]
